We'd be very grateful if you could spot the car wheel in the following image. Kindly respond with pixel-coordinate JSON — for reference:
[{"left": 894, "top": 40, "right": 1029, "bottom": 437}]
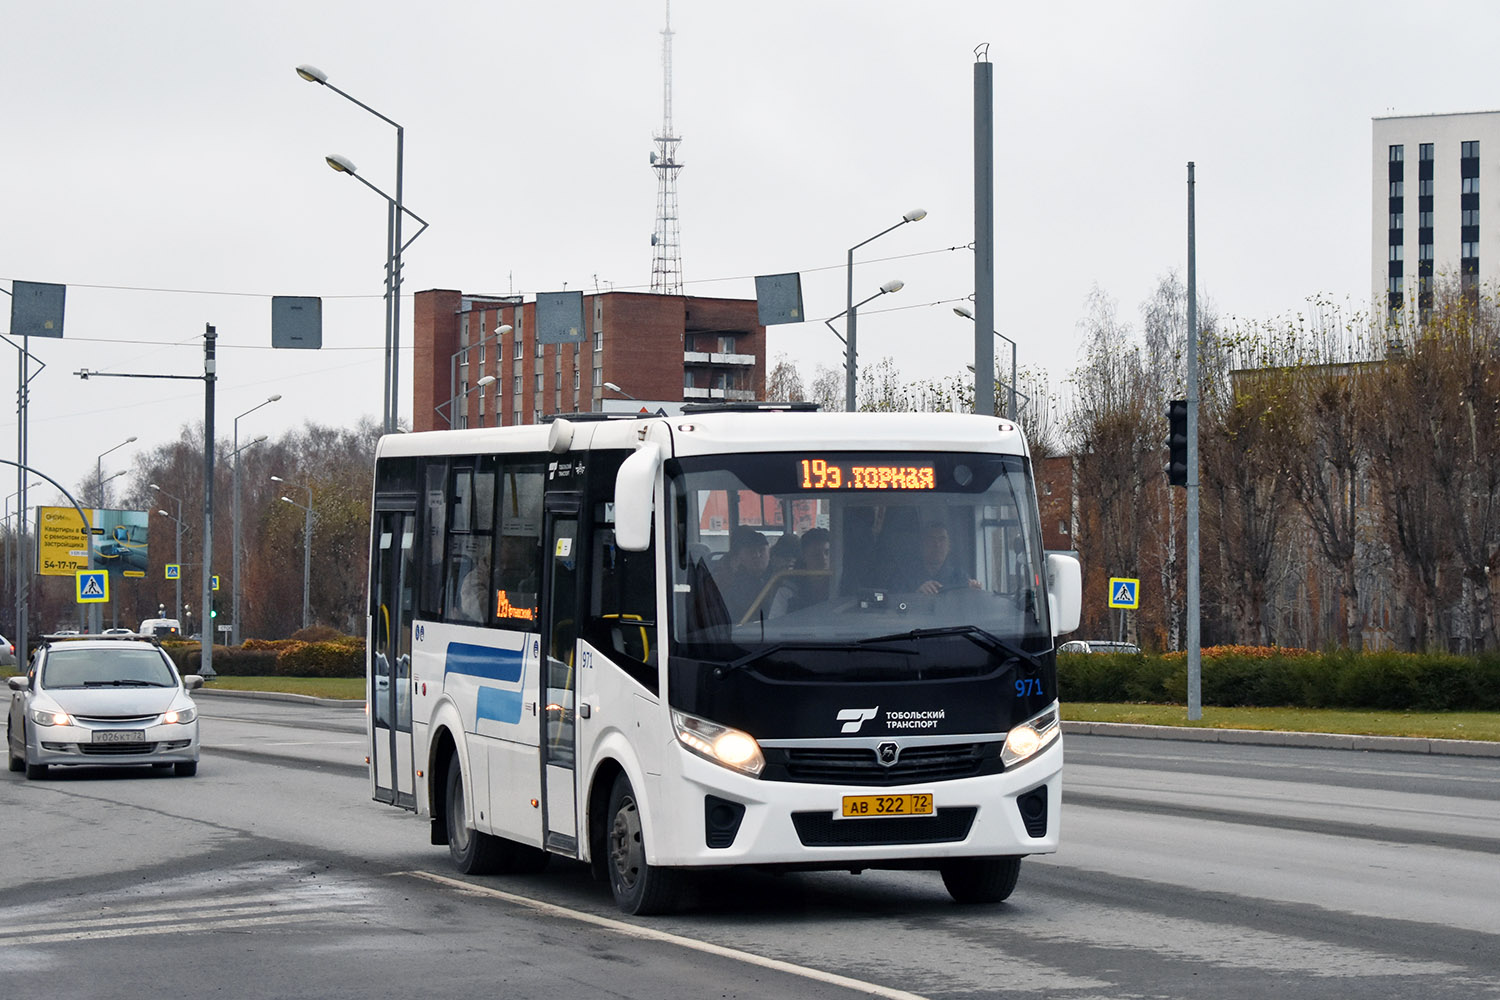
[
  {"left": 606, "top": 772, "right": 687, "bottom": 915},
  {"left": 940, "top": 856, "right": 1022, "bottom": 903},
  {"left": 25, "top": 761, "right": 48, "bottom": 780},
  {"left": 174, "top": 761, "right": 198, "bottom": 777},
  {"left": 445, "top": 750, "right": 505, "bottom": 875}
]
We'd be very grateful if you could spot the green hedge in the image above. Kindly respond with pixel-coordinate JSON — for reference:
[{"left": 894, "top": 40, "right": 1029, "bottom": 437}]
[
  {"left": 1059, "top": 647, "right": 1500, "bottom": 711},
  {"left": 166, "top": 636, "right": 364, "bottom": 679}
]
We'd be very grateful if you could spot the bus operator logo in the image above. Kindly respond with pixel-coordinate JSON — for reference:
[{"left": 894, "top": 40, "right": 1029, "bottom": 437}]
[{"left": 837, "top": 707, "right": 879, "bottom": 734}]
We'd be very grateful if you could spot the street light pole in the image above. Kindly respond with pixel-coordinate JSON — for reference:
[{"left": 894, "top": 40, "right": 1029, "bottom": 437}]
[
  {"left": 298, "top": 66, "right": 416, "bottom": 435},
  {"left": 954, "top": 305, "right": 1019, "bottom": 420},
  {"left": 151, "top": 483, "right": 186, "bottom": 623},
  {"left": 92, "top": 435, "right": 136, "bottom": 632},
  {"left": 272, "top": 476, "right": 314, "bottom": 630},
  {"left": 232, "top": 395, "right": 280, "bottom": 645},
  {"left": 842, "top": 210, "right": 926, "bottom": 411}
]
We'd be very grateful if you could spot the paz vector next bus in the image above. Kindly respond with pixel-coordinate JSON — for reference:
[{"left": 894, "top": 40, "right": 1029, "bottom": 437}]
[{"left": 365, "top": 405, "right": 1081, "bottom": 914}]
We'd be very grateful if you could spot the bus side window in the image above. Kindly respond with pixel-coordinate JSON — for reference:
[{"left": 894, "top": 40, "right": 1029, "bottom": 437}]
[
  {"left": 494, "top": 460, "right": 546, "bottom": 627},
  {"left": 586, "top": 521, "right": 659, "bottom": 693},
  {"left": 443, "top": 461, "right": 497, "bottom": 626}
]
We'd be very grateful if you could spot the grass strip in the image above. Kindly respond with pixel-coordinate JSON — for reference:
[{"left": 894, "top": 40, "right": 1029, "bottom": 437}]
[{"left": 1064, "top": 702, "right": 1500, "bottom": 742}]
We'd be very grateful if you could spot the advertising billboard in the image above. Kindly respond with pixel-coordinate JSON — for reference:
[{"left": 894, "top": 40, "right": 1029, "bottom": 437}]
[{"left": 36, "top": 507, "right": 150, "bottom": 577}]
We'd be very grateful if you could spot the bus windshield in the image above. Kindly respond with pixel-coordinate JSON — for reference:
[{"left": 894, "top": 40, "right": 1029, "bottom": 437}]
[{"left": 666, "top": 451, "right": 1050, "bottom": 660}]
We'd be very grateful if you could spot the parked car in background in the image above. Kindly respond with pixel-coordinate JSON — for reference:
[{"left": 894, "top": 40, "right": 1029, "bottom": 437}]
[
  {"left": 1058, "top": 639, "right": 1142, "bottom": 654},
  {"left": 7, "top": 633, "right": 202, "bottom": 779},
  {"left": 0, "top": 634, "right": 15, "bottom": 670}
]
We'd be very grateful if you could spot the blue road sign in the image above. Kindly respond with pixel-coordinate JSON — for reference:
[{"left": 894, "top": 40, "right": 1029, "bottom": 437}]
[
  {"left": 1108, "top": 577, "right": 1140, "bottom": 610},
  {"left": 77, "top": 570, "right": 109, "bottom": 604},
  {"left": 165, "top": 564, "right": 180, "bottom": 580}
]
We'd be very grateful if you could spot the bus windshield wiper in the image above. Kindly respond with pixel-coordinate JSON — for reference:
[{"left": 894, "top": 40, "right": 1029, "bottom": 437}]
[
  {"left": 717, "top": 639, "right": 910, "bottom": 676},
  {"left": 858, "top": 625, "right": 1039, "bottom": 667}
]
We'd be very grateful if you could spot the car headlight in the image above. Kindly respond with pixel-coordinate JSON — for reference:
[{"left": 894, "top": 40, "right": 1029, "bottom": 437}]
[
  {"left": 162, "top": 707, "right": 196, "bottom": 725},
  {"left": 672, "top": 710, "right": 764, "bottom": 778},
  {"left": 31, "top": 708, "right": 71, "bottom": 727},
  {"left": 1001, "top": 702, "right": 1061, "bottom": 769}
]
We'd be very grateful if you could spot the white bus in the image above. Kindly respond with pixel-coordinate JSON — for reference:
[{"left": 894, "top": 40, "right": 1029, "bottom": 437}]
[{"left": 366, "top": 405, "right": 1080, "bottom": 914}]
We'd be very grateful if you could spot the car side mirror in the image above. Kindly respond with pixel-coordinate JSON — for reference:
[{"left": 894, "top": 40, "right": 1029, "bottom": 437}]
[
  {"left": 7, "top": 676, "right": 25, "bottom": 691},
  {"left": 182, "top": 675, "right": 204, "bottom": 690}
]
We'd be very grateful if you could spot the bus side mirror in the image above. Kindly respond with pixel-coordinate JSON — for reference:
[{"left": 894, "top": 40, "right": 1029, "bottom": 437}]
[
  {"left": 614, "top": 443, "right": 662, "bottom": 552},
  {"left": 1045, "top": 552, "right": 1081, "bottom": 636}
]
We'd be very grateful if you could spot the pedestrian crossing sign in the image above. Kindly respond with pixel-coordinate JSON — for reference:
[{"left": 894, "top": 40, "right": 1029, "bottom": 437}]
[
  {"left": 76, "top": 570, "right": 110, "bottom": 604},
  {"left": 166, "top": 564, "right": 180, "bottom": 580},
  {"left": 1108, "top": 577, "right": 1140, "bottom": 609}
]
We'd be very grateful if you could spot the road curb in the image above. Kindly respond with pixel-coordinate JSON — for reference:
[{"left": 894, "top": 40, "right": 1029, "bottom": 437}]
[
  {"left": 1063, "top": 720, "right": 1500, "bottom": 757},
  {"left": 194, "top": 687, "right": 363, "bottom": 710}
]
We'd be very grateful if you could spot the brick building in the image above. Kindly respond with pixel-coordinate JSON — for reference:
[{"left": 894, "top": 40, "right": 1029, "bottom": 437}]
[{"left": 411, "top": 289, "right": 766, "bottom": 432}]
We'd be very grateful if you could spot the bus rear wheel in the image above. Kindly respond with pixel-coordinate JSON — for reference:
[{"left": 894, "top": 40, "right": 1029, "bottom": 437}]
[
  {"left": 446, "top": 751, "right": 505, "bottom": 875},
  {"left": 940, "top": 856, "right": 1022, "bottom": 903},
  {"left": 444, "top": 751, "right": 549, "bottom": 876},
  {"left": 606, "top": 773, "right": 687, "bottom": 915}
]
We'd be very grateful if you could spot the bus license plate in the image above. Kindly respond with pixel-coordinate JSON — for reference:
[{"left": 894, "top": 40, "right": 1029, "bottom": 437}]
[
  {"left": 93, "top": 730, "right": 146, "bottom": 743},
  {"left": 841, "top": 793, "right": 933, "bottom": 818}
]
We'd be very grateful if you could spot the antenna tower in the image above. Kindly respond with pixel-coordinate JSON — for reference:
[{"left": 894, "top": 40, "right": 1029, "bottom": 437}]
[{"left": 649, "top": 0, "right": 683, "bottom": 294}]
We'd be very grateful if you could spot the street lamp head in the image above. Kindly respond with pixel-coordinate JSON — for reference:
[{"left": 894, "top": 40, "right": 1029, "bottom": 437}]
[
  {"left": 902, "top": 208, "right": 928, "bottom": 224},
  {"left": 497, "top": 325, "right": 513, "bottom": 337},
  {"left": 280, "top": 496, "right": 294, "bottom": 505},
  {"left": 252, "top": 434, "right": 268, "bottom": 445},
  {"left": 954, "top": 305, "right": 975, "bottom": 321},
  {"left": 476, "top": 375, "right": 497, "bottom": 388},
  {"left": 604, "top": 382, "right": 622, "bottom": 392},
  {"left": 267, "top": 394, "right": 283, "bottom": 403},
  {"left": 125, "top": 435, "right": 139, "bottom": 444},
  {"left": 295, "top": 64, "right": 328, "bottom": 85},
  {"left": 157, "top": 509, "right": 170, "bottom": 518},
  {"left": 325, "top": 153, "right": 357, "bottom": 175},
  {"left": 879, "top": 279, "right": 905, "bottom": 295},
  {"left": 149, "top": 483, "right": 161, "bottom": 492}
]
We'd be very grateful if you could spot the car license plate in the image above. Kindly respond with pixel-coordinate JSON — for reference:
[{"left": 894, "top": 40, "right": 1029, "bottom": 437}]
[
  {"left": 841, "top": 793, "right": 933, "bottom": 818},
  {"left": 93, "top": 730, "right": 146, "bottom": 743}
]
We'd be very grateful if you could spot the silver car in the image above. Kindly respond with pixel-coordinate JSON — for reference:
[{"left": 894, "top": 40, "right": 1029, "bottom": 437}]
[{"left": 7, "top": 634, "right": 202, "bottom": 779}]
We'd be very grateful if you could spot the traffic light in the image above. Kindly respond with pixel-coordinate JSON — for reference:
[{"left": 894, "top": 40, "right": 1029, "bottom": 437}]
[
  {"left": 1167, "top": 398, "right": 1189, "bottom": 487},
  {"left": 210, "top": 604, "right": 218, "bottom": 620}
]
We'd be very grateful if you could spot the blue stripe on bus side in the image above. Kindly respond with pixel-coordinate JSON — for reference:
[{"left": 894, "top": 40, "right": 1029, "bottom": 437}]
[
  {"left": 445, "top": 642, "right": 526, "bottom": 725},
  {"left": 476, "top": 685, "right": 524, "bottom": 725}
]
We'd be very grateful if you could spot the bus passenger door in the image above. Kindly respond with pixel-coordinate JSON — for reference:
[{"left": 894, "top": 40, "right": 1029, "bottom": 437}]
[
  {"left": 371, "top": 508, "right": 417, "bottom": 809},
  {"left": 539, "top": 496, "right": 581, "bottom": 854}
]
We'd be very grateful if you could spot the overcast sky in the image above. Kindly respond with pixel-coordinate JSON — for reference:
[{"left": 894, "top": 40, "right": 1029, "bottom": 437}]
[{"left": 4, "top": 0, "right": 1496, "bottom": 503}]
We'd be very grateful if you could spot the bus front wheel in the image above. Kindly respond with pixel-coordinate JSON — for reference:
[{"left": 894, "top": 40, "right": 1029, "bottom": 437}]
[
  {"left": 940, "top": 856, "right": 1022, "bottom": 903},
  {"left": 606, "top": 773, "right": 687, "bottom": 915}
]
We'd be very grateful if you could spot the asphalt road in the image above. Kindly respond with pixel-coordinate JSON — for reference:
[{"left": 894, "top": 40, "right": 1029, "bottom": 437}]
[{"left": 2, "top": 692, "right": 1497, "bottom": 999}]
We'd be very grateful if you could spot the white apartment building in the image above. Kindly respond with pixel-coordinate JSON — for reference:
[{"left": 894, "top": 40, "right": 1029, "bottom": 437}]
[{"left": 1372, "top": 110, "right": 1500, "bottom": 319}]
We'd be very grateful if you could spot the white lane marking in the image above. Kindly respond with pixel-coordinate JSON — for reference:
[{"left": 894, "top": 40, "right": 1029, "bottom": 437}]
[
  {"left": 0, "top": 897, "right": 348, "bottom": 937},
  {"left": 401, "top": 870, "right": 931, "bottom": 1000},
  {"left": 0, "top": 911, "right": 337, "bottom": 947}
]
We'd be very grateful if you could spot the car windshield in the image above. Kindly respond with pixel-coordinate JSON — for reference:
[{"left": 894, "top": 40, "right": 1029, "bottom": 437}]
[
  {"left": 666, "top": 450, "right": 1050, "bottom": 659},
  {"left": 42, "top": 647, "right": 178, "bottom": 688}
]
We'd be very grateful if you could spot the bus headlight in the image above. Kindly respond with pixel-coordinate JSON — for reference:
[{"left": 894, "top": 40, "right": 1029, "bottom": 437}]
[
  {"left": 672, "top": 710, "right": 765, "bottom": 778},
  {"left": 1001, "top": 702, "right": 1061, "bottom": 769}
]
